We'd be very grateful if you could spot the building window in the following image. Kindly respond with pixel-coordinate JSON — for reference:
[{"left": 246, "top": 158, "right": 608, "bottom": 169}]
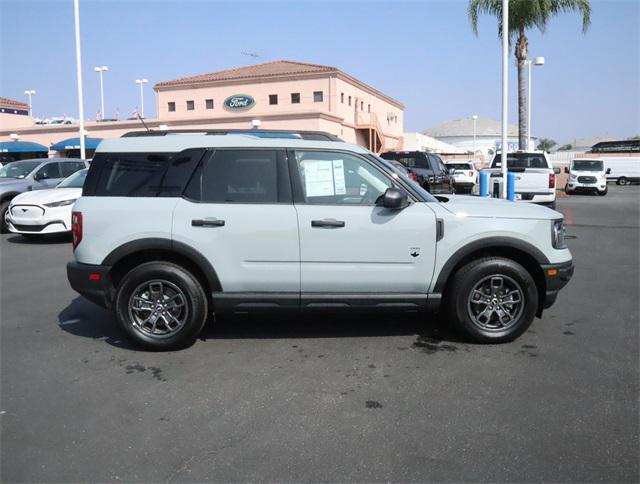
[
  {"left": 361, "top": 101, "right": 364, "bottom": 111},
  {"left": 313, "top": 91, "right": 323, "bottom": 102},
  {"left": 168, "top": 102, "right": 176, "bottom": 112},
  {"left": 348, "top": 96, "right": 351, "bottom": 106},
  {"left": 341, "top": 93, "right": 344, "bottom": 103},
  {"left": 269, "top": 94, "right": 278, "bottom": 105},
  {"left": 205, "top": 99, "right": 214, "bottom": 110},
  {"left": 291, "top": 93, "right": 300, "bottom": 104},
  {"left": 186, "top": 100, "right": 195, "bottom": 111},
  {"left": 368, "top": 104, "right": 371, "bottom": 112}
]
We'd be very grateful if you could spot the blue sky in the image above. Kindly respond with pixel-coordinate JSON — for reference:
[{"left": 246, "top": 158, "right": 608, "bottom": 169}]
[{"left": 1, "top": 0, "right": 638, "bottom": 144}]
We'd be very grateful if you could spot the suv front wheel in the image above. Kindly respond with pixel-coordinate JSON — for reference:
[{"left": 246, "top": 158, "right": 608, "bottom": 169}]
[
  {"left": 114, "top": 262, "right": 208, "bottom": 350},
  {"left": 445, "top": 257, "right": 538, "bottom": 343}
]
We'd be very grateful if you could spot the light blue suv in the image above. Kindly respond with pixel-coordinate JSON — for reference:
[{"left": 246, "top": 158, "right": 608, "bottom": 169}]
[{"left": 0, "top": 158, "right": 89, "bottom": 232}]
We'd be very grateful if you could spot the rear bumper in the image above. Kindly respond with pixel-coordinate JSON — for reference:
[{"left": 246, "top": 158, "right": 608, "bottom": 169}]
[
  {"left": 67, "top": 261, "right": 112, "bottom": 308},
  {"left": 540, "top": 260, "right": 574, "bottom": 310}
]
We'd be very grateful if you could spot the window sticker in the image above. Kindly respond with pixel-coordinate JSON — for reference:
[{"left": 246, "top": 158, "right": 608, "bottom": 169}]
[
  {"left": 332, "top": 160, "right": 346, "bottom": 195},
  {"left": 303, "top": 160, "right": 335, "bottom": 197}
]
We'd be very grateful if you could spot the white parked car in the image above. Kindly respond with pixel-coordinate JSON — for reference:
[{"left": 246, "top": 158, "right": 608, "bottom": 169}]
[
  {"left": 67, "top": 132, "right": 573, "bottom": 350},
  {"left": 445, "top": 161, "right": 478, "bottom": 193},
  {"left": 483, "top": 151, "right": 559, "bottom": 209},
  {"left": 564, "top": 159, "right": 609, "bottom": 196},
  {"left": 6, "top": 169, "right": 87, "bottom": 237}
]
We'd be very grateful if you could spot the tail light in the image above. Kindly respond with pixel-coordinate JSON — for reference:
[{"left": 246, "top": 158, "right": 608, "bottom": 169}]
[
  {"left": 468, "top": 171, "right": 474, "bottom": 177},
  {"left": 549, "top": 173, "right": 556, "bottom": 189},
  {"left": 410, "top": 173, "right": 418, "bottom": 181},
  {"left": 71, "top": 211, "right": 83, "bottom": 249}
]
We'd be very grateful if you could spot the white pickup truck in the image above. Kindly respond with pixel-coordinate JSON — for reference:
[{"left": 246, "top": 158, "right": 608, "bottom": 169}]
[{"left": 483, "top": 151, "right": 560, "bottom": 209}]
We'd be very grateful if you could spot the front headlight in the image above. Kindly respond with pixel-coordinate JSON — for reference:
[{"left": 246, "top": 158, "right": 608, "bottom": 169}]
[
  {"left": 44, "top": 199, "right": 77, "bottom": 208},
  {"left": 552, "top": 219, "right": 567, "bottom": 249},
  {"left": 570, "top": 174, "right": 577, "bottom": 180}
]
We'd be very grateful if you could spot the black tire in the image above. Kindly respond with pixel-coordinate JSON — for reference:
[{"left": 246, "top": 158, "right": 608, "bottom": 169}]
[
  {"left": 114, "top": 261, "right": 208, "bottom": 350},
  {"left": 445, "top": 257, "right": 538, "bottom": 343},
  {"left": 564, "top": 184, "right": 573, "bottom": 195},
  {"left": 597, "top": 187, "right": 608, "bottom": 196},
  {"left": 619, "top": 177, "right": 629, "bottom": 186},
  {"left": 0, "top": 201, "right": 9, "bottom": 234},
  {"left": 545, "top": 200, "right": 556, "bottom": 210}
]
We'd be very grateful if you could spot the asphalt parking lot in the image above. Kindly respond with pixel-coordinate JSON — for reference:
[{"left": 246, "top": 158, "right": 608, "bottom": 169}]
[{"left": 1, "top": 186, "right": 638, "bottom": 482}]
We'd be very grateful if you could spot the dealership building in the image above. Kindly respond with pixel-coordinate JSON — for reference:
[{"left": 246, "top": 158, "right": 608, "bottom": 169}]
[{"left": 0, "top": 60, "right": 404, "bottom": 159}]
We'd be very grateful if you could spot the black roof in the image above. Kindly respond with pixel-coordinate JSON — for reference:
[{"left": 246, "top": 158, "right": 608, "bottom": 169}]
[{"left": 589, "top": 140, "right": 640, "bottom": 153}]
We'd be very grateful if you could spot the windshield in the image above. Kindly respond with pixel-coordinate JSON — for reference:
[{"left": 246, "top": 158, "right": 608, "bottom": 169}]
[
  {"left": 57, "top": 169, "right": 88, "bottom": 188},
  {"left": 447, "top": 163, "right": 473, "bottom": 170},
  {"left": 491, "top": 153, "right": 549, "bottom": 169},
  {"left": 572, "top": 160, "right": 604, "bottom": 171},
  {"left": 0, "top": 160, "right": 41, "bottom": 179}
]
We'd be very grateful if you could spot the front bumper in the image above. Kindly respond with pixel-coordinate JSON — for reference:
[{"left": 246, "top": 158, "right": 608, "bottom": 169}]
[
  {"left": 567, "top": 181, "right": 607, "bottom": 192},
  {"left": 6, "top": 205, "right": 71, "bottom": 234},
  {"left": 67, "top": 261, "right": 113, "bottom": 308},
  {"left": 540, "top": 260, "right": 574, "bottom": 310}
]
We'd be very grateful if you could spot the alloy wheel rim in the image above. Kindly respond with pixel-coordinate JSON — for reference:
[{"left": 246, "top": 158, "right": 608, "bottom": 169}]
[
  {"left": 466, "top": 274, "right": 524, "bottom": 332},
  {"left": 128, "top": 279, "right": 189, "bottom": 338}
]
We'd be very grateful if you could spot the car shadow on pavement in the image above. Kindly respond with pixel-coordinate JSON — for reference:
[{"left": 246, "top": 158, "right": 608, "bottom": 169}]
[
  {"left": 58, "top": 296, "right": 468, "bottom": 351},
  {"left": 6, "top": 233, "right": 72, "bottom": 245}
]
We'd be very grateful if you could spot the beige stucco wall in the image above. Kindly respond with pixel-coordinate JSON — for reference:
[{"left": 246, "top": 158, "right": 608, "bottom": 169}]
[{"left": 0, "top": 112, "right": 35, "bottom": 130}]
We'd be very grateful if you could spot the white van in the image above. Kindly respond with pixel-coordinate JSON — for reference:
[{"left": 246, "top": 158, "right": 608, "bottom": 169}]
[
  {"left": 587, "top": 140, "right": 640, "bottom": 185},
  {"left": 565, "top": 158, "right": 609, "bottom": 196}
]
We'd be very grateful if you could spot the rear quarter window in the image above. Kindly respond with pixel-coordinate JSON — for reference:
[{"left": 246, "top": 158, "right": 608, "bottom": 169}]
[{"left": 83, "top": 150, "right": 203, "bottom": 197}]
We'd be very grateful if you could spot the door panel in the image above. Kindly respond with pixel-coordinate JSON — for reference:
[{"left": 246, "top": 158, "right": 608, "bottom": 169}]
[
  {"left": 295, "top": 203, "right": 437, "bottom": 293},
  {"left": 172, "top": 201, "right": 300, "bottom": 292}
]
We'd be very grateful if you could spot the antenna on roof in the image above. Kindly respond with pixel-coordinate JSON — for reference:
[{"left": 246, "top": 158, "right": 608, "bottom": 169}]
[
  {"left": 241, "top": 51, "right": 261, "bottom": 61},
  {"left": 137, "top": 112, "right": 150, "bottom": 132}
]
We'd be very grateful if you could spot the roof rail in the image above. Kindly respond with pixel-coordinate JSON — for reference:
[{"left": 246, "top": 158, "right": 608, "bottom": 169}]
[{"left": 121, "top": 129, "right": 342, "bottom": 142}]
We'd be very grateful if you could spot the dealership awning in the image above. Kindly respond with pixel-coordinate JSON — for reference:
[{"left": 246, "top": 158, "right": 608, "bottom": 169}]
[
  {"left": 51, "top": 137, "right": 103, "bottom": 151},
  {"left": 0, "top": 141, "right": 49, "bottom": 153}
]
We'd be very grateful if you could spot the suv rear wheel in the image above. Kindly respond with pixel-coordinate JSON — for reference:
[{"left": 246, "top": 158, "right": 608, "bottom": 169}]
[
  {"left": 445, "top": 257, "right": 538, "bottom": 343},
  {"left": 114, "top": 262, "right": 208, "bottom": 350}
]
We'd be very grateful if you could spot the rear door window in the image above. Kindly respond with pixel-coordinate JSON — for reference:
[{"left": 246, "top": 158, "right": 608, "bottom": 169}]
[
  {"left": 184, "top": 149, "right": 285, "bottom": 203},
  {"left": 491, "top": 154, "right": 549, "bottom": 169}
]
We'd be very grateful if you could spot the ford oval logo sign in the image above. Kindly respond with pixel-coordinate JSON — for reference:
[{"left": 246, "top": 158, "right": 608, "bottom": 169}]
[{"left": 223, "top": 95, "right": 255, "bottom": 111}]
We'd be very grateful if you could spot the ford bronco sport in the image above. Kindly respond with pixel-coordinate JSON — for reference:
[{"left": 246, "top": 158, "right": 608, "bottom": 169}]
[{"left": 67, "top": 133, "right": 573, "bottom": 350}]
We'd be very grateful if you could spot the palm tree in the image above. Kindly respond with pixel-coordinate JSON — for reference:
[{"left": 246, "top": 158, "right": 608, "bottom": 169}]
[
  {"left": 469, "top": 0, "right": 591, "bottom": 149},
  {"left": 537, "top": 138, "right": 557, "bottom": 152}
]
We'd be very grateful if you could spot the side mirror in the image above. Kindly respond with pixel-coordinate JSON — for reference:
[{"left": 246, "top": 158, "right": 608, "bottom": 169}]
[
  {"left": 381, "top": 187, "right": 409, "bottom": 210},
  {"left": 554, "top": 167, "right": 561, "bottom": 174},
  {"left": 564, "top": 167, "right": 569, "bottom": 174},
  {"left": 606, "top": 168, "right": 611, "bottom": 174},
  {"left": 33, "top": 172, "right": 43, "bottom": 181}
]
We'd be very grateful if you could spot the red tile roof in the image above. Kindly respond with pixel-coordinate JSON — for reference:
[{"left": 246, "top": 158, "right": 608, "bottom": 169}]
[
  {"left": 155, "top": 60, "right": 338, "bottom": 88},
  {"left": 0, "top": 96, "right": 29, "bottom": 111}
]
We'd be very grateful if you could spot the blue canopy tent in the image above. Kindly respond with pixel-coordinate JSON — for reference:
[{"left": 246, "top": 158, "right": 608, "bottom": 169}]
[
  {"left": 50, "top": 137, "right": 102, "bottom": 159},
  {"left": 0, "top": 141, "right": 48, "bottom": 163},
  {"left": 51, "top": 137, "right": 103, "bottom": 152}
]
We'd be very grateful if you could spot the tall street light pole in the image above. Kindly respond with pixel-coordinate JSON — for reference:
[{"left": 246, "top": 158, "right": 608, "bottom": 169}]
[
  {"left": 527, "top": 56, "right": 545, "bottom": 150},
  {"left": 73, "top": 0, "right": 86, "bottom": 159},
  {"left": 24, "top": 90, "right": 36, "bottom": 116},
  {"left": 500, "top": 0, "right": 509, "bottom": 198},
  {"left": 472, "top": 114, "right": 478, "bottom": 158},
  {"left": 94, "top": 65, "right": 108, "bottom": 120},
  {"left": 135, "top": 79, "right": 148, "bottom": 118}
]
